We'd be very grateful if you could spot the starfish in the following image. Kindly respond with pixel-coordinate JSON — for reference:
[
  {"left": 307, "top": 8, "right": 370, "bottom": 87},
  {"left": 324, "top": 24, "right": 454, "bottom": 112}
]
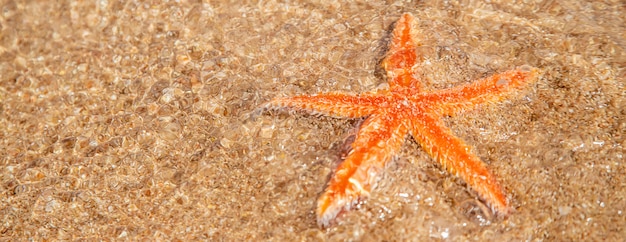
[{"left": 263, "top": 13, "right": 538, "bottom": 227}]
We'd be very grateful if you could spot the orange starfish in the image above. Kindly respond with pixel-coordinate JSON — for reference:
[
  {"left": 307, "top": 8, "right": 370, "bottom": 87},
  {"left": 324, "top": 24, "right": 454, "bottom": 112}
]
[{"left": 263, "top": 13, "right": 538, "bottom": 227}]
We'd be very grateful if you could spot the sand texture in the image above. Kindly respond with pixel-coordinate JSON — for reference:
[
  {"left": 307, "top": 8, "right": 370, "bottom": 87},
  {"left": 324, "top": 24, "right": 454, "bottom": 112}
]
[{"left": 0, "top": 0, "right": 624, "bottom": 241}]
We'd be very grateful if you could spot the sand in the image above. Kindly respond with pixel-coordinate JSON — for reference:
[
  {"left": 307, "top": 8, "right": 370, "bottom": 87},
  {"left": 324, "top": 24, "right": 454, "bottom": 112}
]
[{"left": 0, "top": 0, "right": 624, "bottom": 240}]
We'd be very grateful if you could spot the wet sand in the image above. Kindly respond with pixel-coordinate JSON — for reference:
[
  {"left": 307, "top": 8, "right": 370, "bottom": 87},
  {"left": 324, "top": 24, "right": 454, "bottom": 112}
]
[{"left": 0, "top": 1, "right": 624, "bottom": 240}]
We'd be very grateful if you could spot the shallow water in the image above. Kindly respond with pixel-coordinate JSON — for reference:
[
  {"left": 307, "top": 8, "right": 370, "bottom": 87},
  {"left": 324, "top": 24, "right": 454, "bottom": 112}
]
[{"left": 0, "top": 1, "right": 624, "bottom": 240}]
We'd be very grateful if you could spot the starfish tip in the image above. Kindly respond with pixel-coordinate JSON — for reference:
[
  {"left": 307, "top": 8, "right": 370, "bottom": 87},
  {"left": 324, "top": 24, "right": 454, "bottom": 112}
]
[{"left": 316, "top": 195, "right": 354, "bottom": 227}]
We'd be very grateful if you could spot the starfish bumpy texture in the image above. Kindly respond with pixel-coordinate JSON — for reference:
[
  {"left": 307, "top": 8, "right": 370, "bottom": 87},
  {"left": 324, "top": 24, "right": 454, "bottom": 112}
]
[{"left": 263, "top": 13, "right": 539, "bottom": 227}]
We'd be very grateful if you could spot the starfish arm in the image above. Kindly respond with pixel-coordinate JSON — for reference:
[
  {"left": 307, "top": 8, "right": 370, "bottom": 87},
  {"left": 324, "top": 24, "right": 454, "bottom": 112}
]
[
  {"left": 408, "top": 113, "right": 511, "bottom": 216},
  {"left": 429, "top": 65, "right": 539, "bottom": 116},
  {"left": 263, "top": 93, "right": 387, "bottom": 118},
  {"left": 317, "top": 114, "right": 408, "bottom": 227},
  {"left": 382, "top": 13, "right": 423, "bottom": 92}
]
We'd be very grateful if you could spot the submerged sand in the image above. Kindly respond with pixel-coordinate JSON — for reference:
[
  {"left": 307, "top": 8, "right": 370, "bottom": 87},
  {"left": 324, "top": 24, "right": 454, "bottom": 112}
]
[{"left": 0, "top": 1, "right": 624, "bottom": 240}]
